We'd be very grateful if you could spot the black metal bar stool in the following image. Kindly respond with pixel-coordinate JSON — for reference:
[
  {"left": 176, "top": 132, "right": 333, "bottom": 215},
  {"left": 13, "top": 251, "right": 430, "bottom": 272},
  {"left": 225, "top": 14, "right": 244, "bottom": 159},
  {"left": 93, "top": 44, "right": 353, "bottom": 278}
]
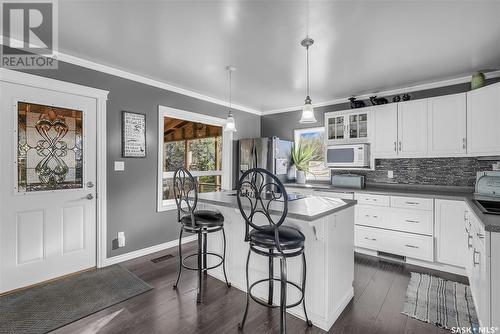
[
  {"left": 172, "top": 167, "right": 230, "bottom": 303},
  {"left": 236, "top": 168, "right": 312, "bottom": 334}
]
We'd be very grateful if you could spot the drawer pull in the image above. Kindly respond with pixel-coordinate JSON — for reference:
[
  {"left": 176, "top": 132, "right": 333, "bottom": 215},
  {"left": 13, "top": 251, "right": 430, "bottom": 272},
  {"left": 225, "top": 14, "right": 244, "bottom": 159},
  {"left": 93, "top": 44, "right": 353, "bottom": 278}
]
[
  {"left": 405, "top": 244, "right": 419, "bottom": 249},
  {"left": 405, "top": 219, "right": 419, "bottom": 223},
  {"left": 371, "top": 199, "right": 378, "bottom": 202},
  {"left": 364, "top": 237, "right": 377, "bottom": 241},
  {"left": 373, "top": 215, "right": 378, "bottom": 218},
  {"left": 405, "top": 201, "right": 419, "bottom": 205},
  {"left": 364, "top": 214, "right": 378, "bottom": 218}
]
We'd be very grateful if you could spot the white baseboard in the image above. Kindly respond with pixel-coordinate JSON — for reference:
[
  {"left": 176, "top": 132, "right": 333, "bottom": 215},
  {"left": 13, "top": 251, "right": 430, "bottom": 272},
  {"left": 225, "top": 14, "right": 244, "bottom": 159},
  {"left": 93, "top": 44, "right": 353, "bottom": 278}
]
[{"left": 101, "top": 235, "right": 197, "bottom": 267}]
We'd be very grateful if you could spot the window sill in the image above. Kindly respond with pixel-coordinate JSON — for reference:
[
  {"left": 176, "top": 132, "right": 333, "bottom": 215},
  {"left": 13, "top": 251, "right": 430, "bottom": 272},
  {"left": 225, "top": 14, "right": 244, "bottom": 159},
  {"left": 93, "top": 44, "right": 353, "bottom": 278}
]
[{"left": 158, "top": 200, "right": 177, "bottom": 212}]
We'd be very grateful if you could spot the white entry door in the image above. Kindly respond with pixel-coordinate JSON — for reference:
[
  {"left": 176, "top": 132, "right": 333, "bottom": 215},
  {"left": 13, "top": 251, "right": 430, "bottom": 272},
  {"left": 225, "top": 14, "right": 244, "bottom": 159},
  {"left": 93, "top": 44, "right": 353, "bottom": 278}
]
[{"left": 0, "top": 80, "right": 97, "bottom": 293}]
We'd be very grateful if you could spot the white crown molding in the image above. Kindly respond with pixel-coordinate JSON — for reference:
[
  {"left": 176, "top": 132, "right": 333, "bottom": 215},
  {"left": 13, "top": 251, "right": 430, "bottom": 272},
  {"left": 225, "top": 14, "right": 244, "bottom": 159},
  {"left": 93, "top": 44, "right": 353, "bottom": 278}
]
[
  {"left": 4, "top": 36, "right": 499, "bottom": 117},
  {"left": 0, "top": 36, "right": 263, "bottom": 116},
  {"left": 0, "top": 68, "right": 109, "bottom": 99},
  {"left": 263, "top": 70, "right": 500, "bottom": 115}
]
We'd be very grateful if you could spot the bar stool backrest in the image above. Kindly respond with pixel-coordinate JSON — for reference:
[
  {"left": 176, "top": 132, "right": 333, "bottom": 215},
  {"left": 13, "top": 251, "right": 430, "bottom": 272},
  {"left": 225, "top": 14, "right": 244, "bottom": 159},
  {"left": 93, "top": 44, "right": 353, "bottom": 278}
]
[
  {"left": 173, "top": 167, "right": 198, "bottom": 225},
  {"left": 236, "top": 168, "right": 288, "bottom": 244}
]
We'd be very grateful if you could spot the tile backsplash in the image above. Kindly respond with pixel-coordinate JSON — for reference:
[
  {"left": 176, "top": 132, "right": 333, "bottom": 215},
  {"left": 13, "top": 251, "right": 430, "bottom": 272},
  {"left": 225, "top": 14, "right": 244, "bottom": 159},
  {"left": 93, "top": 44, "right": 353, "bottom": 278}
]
[{"left": 331, "top": 157, "right": 498, "bottom": 187}]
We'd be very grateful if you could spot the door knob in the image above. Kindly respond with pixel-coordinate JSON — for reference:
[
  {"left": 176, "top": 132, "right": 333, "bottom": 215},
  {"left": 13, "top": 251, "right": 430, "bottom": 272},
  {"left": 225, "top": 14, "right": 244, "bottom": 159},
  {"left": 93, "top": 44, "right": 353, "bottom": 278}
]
[
  {"left": 86, "top": 194, "right": 94, "bottom": 200},
  {"left": 87, "top": 181, "right": 94, "bottom": 188}
]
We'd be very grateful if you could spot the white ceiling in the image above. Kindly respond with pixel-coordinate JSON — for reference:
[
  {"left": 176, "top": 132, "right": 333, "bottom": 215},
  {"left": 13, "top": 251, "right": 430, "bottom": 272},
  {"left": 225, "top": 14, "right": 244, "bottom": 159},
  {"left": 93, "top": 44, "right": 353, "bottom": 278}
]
[{"left": 56, "top": 0, "right": 500, "bottom": 113}]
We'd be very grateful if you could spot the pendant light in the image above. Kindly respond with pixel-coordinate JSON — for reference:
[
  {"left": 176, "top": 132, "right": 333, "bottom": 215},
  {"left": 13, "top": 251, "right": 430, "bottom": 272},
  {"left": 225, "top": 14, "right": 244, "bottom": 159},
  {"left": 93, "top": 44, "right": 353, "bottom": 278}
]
[
  {"left": 225, "top": 65, "right": 237, "bottom": 132},
  {"left": 299, "top": 0, "right": 317, "bottom": 123}
]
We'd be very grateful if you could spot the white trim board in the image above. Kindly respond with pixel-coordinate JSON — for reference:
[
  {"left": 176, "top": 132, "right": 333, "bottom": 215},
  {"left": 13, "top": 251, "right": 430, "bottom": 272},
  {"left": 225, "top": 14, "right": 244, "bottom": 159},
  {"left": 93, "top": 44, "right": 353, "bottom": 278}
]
[
  {"left": 102, "top": 235, "right": 197, "bottom": 267},
  {"left": 3, "top": 37, "right": 499, "bottom": 117},
  {"left": 264, "top": 70, "right": 500, "bottom": 114},
  {"left": 0, "top": 36, "right": 261, "bottom": 116}
]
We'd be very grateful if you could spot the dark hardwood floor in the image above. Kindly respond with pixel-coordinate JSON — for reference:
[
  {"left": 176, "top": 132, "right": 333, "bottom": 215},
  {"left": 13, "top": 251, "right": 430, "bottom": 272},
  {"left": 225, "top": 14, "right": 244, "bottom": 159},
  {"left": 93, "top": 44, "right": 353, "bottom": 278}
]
[{"left": 52, "top": 242, "right": 467, "bottom": 334}]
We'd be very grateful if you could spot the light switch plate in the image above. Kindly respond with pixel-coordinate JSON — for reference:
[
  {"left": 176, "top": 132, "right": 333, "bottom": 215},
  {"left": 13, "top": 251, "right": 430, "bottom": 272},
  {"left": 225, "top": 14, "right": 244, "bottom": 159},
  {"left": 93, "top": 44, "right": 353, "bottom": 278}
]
[
  {"left": 387, "top": 170, "right": 394, "bottom": 178},
  {"left": 114, "top": 161, "right": 125, "bottom": 171}
]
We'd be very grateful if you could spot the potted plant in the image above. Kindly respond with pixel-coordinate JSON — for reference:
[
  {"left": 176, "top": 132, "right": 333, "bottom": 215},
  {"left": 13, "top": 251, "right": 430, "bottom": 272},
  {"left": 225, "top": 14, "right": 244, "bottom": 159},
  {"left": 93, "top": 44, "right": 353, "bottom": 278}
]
[{"left": 291, "top": 140, "right": 320, "bottom": 184}]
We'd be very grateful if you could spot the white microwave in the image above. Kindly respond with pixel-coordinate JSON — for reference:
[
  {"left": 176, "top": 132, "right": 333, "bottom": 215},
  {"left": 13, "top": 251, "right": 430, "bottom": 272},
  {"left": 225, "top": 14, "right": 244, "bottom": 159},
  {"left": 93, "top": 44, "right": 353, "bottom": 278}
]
[{"left": 326, "top": 144, "right": 370, "bottom": 168}]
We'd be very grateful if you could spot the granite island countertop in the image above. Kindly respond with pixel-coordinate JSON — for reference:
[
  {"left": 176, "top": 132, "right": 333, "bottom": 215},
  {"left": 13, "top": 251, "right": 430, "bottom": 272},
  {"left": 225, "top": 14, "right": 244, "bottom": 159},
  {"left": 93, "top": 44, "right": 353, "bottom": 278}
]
[
  {"left": 196, "top": 191, "right": 357, "bottom": 222},
  {"left": 284, "top": 182, "right": 500, "bottom": 232}
]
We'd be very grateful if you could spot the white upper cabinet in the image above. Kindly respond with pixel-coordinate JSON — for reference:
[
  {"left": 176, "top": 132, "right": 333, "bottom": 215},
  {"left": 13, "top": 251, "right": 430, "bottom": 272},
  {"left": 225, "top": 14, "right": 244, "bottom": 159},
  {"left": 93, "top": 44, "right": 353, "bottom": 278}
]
[
  {"left": 397, "top": 99, "right": 428, "bottom": 157},
  {"left": 372, "top": 104, "right": 398, "bottom": 157},
  {"left": 467, "top": 83, "right": 500, "bottom": 156},
  {"left": 427, "top": 93, "right": 467, "bottom": 157},
  {"left": 325, "top": 110, "right": 370, "bottom": 145}
]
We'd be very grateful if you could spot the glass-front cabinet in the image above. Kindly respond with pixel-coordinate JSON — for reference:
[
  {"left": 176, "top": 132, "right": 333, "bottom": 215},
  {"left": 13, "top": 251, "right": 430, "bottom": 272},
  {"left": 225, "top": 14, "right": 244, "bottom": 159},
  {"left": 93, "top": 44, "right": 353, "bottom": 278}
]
[
  {"left": 325, "top": 110, "right": 370, "bottom": 145},
  {"left": 327, "top": 115, "right": 345, "bottom": 140}
]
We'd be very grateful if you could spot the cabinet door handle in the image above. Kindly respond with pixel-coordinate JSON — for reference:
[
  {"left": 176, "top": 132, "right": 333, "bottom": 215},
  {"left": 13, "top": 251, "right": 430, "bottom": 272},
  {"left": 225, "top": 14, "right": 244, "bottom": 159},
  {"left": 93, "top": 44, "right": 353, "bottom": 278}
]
[
  {"left": 462, "top": 138, "right": 466, "bottom": 150},
  {"left": 467, "top": 234, "right": 473, "bottom": 249},
  {"left": 364, "top": 237, "right": 377, "bottom": 241},
  {"left": 405, "top": 201, "right": 419, "bottom": 205},
  {"left": 399, "top": 141, "right": 402, "bottom": 151},
  {"left": 405, "top": 244, "right": 419, "bottom": 249},
  {"left": 405, "top": 220, "right": 419, "bottom": 223},
  {"left": 477, "top": 233, "right": 485, "bottom": 239},
  {"left": 473, "top": 249, "right": 480, "bottom": 266},
  {"left": 394, "top": 141, "right": 397, "bottom": 152}
]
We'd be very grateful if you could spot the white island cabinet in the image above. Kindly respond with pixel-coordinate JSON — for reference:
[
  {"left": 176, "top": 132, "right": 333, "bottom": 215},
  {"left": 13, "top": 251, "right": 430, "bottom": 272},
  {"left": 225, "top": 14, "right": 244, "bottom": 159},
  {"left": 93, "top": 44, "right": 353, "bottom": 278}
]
[{"left": 197, "top": 191, "right": 356, "bottom": 332}]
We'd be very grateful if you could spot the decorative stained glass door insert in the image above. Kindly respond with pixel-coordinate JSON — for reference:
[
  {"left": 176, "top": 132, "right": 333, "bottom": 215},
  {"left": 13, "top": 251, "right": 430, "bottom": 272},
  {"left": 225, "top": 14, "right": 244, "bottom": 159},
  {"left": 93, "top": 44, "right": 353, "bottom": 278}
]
[{"left": 17, "top": 102, "right": 83, "bottom": 192}]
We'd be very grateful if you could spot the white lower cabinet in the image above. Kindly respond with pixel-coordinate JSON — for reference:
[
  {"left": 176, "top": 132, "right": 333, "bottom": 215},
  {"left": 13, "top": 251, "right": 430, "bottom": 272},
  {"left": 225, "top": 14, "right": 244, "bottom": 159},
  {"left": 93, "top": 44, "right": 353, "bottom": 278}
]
[
  {"left": 352, "top": 191, "right": 497, "bottom": 327},
  {"left": 434, "top": 199, "right": 466, "bottom": 267},
  {"left": 355, "top": 225, "right": 434, "bottom": 261},
  {"left": 354, "top": 194, "right": 434, "bottom": 261},
  {"left": 464, "top": 206, "right": 492, "bottom": 327}
]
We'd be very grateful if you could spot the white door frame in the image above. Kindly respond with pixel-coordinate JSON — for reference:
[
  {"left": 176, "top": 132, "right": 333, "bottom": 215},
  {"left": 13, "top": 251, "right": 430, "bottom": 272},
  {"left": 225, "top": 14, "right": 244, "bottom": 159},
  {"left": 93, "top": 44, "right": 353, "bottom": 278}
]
[{"left": 0, "top": 68, "right": 109, "bottom": 269}]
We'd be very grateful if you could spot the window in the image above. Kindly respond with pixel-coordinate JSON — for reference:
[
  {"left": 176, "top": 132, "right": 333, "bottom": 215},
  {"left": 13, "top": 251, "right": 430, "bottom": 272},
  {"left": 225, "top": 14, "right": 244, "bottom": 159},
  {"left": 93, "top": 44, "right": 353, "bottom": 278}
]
[
  {"left": 294, "top": 127, "right": 330, "bottom": 181},
  {"left": 157, "top": 106, "right": 232, "bottom": 211}
]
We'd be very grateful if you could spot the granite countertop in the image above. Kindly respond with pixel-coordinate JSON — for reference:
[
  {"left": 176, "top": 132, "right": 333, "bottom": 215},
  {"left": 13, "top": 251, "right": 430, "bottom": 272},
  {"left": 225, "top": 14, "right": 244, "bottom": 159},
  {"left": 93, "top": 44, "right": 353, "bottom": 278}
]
[
  {"left": 284, "top": 182, "right": 500, "bottom": 232},
  {"left": 196, "top": 191, "right": 357, "bottom": 222}
]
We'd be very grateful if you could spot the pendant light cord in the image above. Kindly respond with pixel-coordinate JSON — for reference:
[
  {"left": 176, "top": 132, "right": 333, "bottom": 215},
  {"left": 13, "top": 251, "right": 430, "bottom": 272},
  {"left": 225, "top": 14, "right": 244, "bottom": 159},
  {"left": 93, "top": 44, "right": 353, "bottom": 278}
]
[
  {"left": 306, "top": 45, "right": 310, "bottom": 97},
  {"left": 306, "top": 0, "right": 310, "bottom": 97},
  {"left": 229, "top": 68, "right": 232, "bottom": 114}
]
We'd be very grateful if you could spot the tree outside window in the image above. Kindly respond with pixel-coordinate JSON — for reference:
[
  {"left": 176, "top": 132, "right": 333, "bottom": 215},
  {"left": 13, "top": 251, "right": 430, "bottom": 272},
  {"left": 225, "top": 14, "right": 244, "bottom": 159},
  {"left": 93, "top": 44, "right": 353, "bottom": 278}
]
[{"left": 162, "top": 117, "right": 223, "bottom": 200}]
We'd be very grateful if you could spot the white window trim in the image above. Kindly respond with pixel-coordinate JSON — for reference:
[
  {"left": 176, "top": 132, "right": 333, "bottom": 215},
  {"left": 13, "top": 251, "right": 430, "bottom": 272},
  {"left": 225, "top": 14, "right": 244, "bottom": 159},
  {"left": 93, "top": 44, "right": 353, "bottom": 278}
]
[
  {"left": 293, "top": 127, "right": 330, "bottom": 181},
  {"left": 157, "top": 105, "right": 233, "bottom": 212}
]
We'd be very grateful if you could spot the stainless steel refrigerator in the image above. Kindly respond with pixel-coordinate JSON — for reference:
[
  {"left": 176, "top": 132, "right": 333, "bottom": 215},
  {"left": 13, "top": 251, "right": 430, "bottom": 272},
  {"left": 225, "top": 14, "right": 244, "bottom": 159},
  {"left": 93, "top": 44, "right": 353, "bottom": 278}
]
[{"left": 238, "top": 137, "right": 293, "bottom": 184}]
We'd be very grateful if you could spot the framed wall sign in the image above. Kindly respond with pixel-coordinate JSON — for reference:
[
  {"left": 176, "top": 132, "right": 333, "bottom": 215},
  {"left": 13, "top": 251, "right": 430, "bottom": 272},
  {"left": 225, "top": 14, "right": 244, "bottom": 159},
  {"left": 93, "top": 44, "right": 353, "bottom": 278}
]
[{"left": 122, "top": 111, "right": 146, "bottom": 158}]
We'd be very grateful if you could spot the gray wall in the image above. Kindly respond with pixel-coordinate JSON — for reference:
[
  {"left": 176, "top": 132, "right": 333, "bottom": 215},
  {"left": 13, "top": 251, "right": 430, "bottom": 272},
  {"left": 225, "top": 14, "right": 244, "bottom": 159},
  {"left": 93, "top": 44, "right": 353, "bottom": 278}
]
[
  {"left": 20, "top": 61, "right": 260, "bottom": 258},
  {"left": 261, "top": 78, "right": 500, "bottom": 141}
]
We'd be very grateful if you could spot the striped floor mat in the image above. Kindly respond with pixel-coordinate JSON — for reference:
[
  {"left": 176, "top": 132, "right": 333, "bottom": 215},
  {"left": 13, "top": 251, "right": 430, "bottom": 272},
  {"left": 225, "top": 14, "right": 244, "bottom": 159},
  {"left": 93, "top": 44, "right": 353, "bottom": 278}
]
[{"left": 402, "top": 272, "right": 479, "bottom": 330}]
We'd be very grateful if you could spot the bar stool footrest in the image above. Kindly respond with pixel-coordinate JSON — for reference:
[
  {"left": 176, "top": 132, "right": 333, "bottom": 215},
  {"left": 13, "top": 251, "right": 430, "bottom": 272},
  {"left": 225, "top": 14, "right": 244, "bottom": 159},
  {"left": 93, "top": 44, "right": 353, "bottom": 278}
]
[
  {"left": 181, "top": 252, "right": 224, "bottom": 271},
  {"left": 248, "top": 278, "right": 304, "bottom": 309}
]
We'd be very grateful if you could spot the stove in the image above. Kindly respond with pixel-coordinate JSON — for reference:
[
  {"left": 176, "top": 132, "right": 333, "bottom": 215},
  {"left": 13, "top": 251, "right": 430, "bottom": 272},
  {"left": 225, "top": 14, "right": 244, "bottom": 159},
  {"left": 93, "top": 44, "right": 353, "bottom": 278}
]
[{"left": 474, "top": 171, "right": 500, "bottom": 215}]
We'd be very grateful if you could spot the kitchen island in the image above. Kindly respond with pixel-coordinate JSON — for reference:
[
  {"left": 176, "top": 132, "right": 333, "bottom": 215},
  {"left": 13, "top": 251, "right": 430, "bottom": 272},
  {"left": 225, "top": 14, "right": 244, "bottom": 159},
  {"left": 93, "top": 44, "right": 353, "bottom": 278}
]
[{"left": 196, "top": 191, "right": 357, "bottom": 331}]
